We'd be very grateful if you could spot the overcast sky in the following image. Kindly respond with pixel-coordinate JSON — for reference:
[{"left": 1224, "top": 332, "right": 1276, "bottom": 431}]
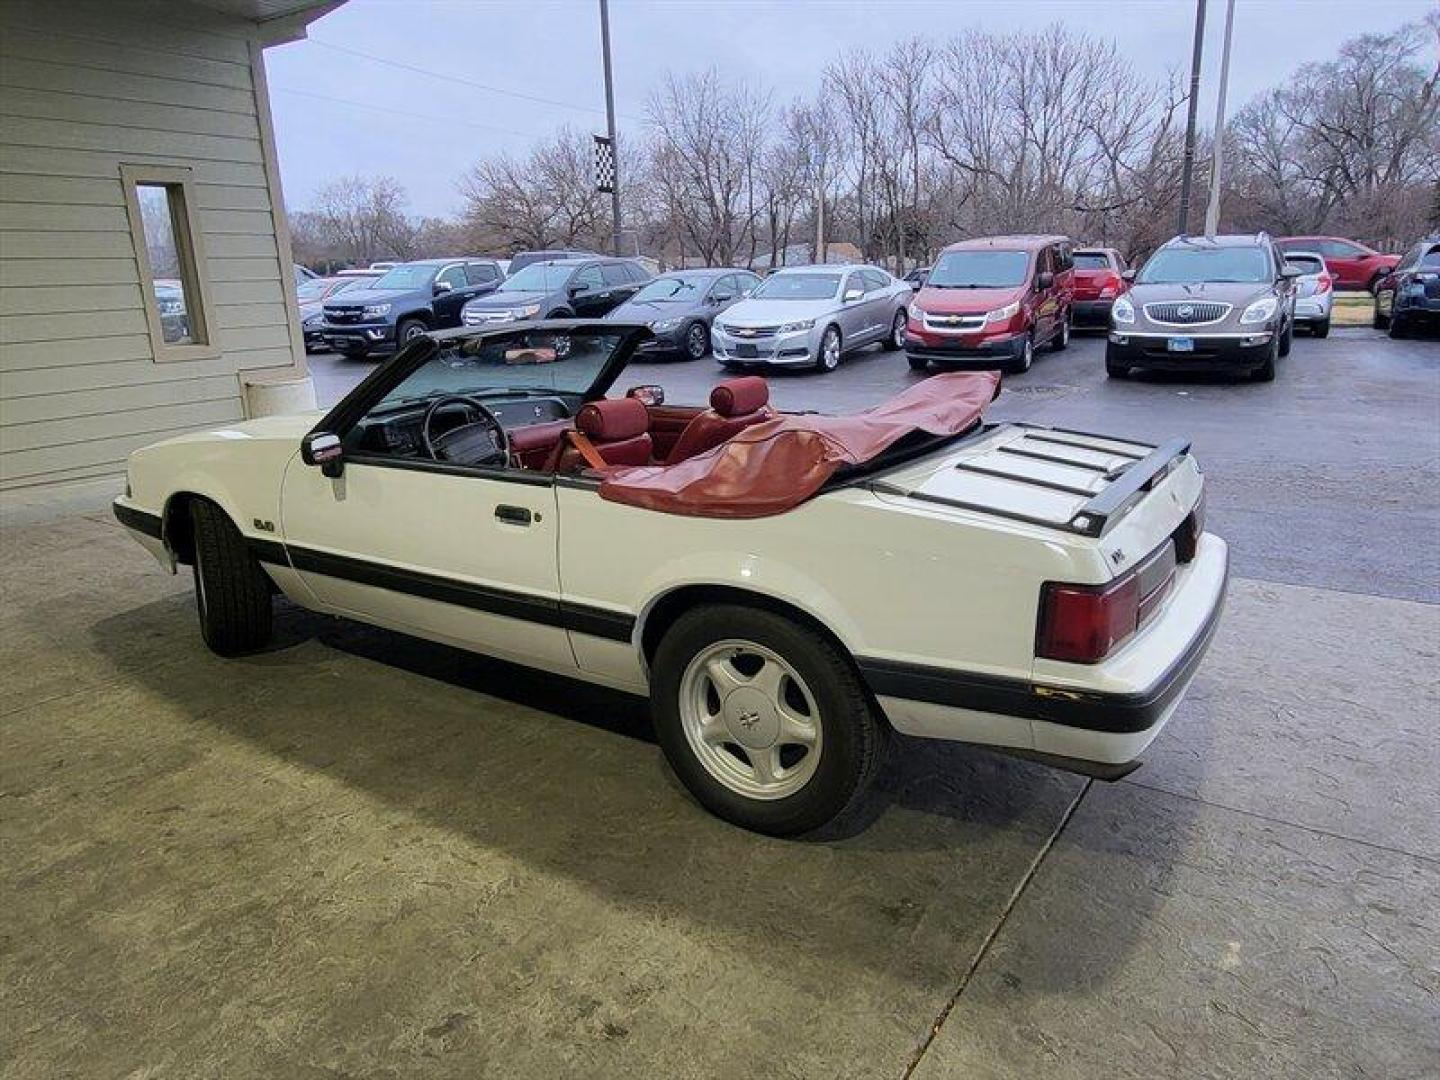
[{"left": 264, "top": 0, "right": 1434, "bottom": 218}]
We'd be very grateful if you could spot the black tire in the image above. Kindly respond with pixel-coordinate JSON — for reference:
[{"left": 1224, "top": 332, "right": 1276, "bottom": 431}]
[
  {"left": 887, "top": 307, "right": 907, "bottom": 351},
  {"left": 1278, "top": 320, "right": 1292, "bottom": 357},
  {"left": 1373, "top": 300, "right": 1390, "bottom": 329},
  {"left": 340, "top": 348, "right": 369, "bottom": 360},
  {"left": 1388, "top": 314, "right": 1407, "bottom": 339},
  {"left": 682, "top": 321, "right": 710, "bottom": 360},
  {"left": 1005, "top": 330, "right": 1034, "bottom": 375},
  {"left": 1105, "top": 358, "right": 1130, "bottom": 379},
  {"left": 907, "top": 353, "right": 930, "bottom": 372},
  {"left": 650, "top": 604, "right": 886, "bottom": 836},
  {"left": 1312, "top": 317, "right": 1330, "bottom": 339},
  {"left": 815, "top": 324, "right": 842, "bottom": 372},
  {"left": 1251, "top": 336, "right": 1278, "bottom": 382},
  {"left": 189, "top": 499, "right": 272, "bottom": 656},
  {"left": 1052, "top": 311, "right": 1070, "bottom": 351},
  {"left": 546, "top": 308, "right": 573, "bottom": 320},
  {"left": 395, "top": 317, "right": 428, "bottom": 348}
]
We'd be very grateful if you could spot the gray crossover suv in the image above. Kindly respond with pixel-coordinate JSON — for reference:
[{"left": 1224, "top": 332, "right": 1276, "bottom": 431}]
[{"left": 1107, "top": 234, "right": 1299, "bottom": 382}]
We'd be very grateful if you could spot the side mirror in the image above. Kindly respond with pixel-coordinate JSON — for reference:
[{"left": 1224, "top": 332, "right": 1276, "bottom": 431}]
[
  {"left": 1036, "top": 272, "right": 1055, "bottom": 290},
  {"left": 710, "top": 294, "right": 733, "bottom": 305},
  {"left": 1280, "top": 266, "right": 1302, "bottom": 280},
  {"left": 302, "top": 432, "right": 344, "bottom": 478},
  {"left": 843, "top": 288, "right": 864, "bottom": 303},
  {"left": 433, "top": 280, "right": 453, "bottom": 294},
  {"left": 1121, "top": 268, "right": 1137, "bottom": 282},
  {"left": 625, "top": 384, "right": 665, "bottom": 406}
]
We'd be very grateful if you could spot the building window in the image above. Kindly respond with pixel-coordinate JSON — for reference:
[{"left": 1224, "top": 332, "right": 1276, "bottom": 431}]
[{"left": 121, "top": 164, "right": 218, "bottom": 361}]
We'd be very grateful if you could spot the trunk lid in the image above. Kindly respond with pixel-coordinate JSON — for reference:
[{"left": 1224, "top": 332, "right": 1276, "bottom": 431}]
[{"left": 868, "top": 424, "right": 1204, "bottom": 574}]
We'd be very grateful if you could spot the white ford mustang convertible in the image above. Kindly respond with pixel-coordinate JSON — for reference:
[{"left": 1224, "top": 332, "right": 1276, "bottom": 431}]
[{"left": 115, "top": 322, "right": 1227, "bottom": 835}]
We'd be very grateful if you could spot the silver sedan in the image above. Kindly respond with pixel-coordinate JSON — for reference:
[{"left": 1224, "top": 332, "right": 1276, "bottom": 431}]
[{"left": 711, "top": 264, "right": 912, "bottom": 373}]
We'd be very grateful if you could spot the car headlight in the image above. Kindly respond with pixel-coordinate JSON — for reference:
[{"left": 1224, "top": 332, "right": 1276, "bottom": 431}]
[
  {"left": 516, "top": 304, "right": 541, "bottom": 319},
  {"left": 650, "top": 317, "right": 682, "bottom": 332},
  {"left": 985, "top": 301, "right": 1020, "bottom": 324},
  {"left": 361, "top": 303, "right": 391, "bottom": 319},
  {"left": 304, "top": 313, "right": 322, "bottom": 327},
  {"left": 778, "top": 319, "right": 815, "bottom": 333},
  {"left": 907, "top": 302, "right": 924, "bottom": 319},
  {"left": 1111, "top": 296, "right": 1136, "bottom": 324},
  {"left": 1239, "top": 297, "right": 1278, "bottom": 324}
]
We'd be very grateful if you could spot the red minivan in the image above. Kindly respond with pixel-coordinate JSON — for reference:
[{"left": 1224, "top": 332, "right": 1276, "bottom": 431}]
[
  {"left": 1276, "top": 236, "right": 1400, "bottom": 293},
  {"left": 905, "top": 235, "right": 1074, "bottom": 374},
  {"left": 1070, "top": 247, "right": 1129, "bottom": 327}
]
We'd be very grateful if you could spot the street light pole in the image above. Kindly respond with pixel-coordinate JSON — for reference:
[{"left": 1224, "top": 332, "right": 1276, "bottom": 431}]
[
  {"left": 1176, "top": 0, "right": 1208, "bottom": 235},
  {"left": 598, "top": 0, "right": 622, "bottom": 256},
  {"left": 1204, "top": 0, "right": 1236, "bottom": 237}
]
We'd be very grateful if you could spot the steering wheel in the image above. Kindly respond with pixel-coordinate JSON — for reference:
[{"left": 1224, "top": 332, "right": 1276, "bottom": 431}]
[{"left": 421, "top": 394, "right": 510, "bottom": 467}]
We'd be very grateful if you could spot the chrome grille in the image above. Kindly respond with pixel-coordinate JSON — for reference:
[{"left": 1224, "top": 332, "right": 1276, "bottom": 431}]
[
  {"left": 1143, "top": 301, "right": 1231, "bottom": 326},
  {"left": 325, "top": 306, "right": 364, "bottom": 325},
  {"left": 719, "top": 324, "right": 779, "bottom": 339},
  {"left": 923, "top": 312, "right": 985, "bottom": 332}
]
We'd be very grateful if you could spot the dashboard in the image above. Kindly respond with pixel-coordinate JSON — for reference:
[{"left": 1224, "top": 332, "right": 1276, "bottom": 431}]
[{"left": 350, "top": 394, "right": 572, "bottom": 458}]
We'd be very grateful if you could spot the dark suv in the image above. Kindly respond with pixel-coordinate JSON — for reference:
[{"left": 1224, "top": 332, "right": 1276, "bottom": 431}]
[
  {"left": 1107, "top": 234, "right": 1299, "bottom": 382},
  {"left": 322, "top": 258, "right": 505, "bottom": 358},
  {"left": 460, "top": 257, "right": 650, "bottom": 327}
]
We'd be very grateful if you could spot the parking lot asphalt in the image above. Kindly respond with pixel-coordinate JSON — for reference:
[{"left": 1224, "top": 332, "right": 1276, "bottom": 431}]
[{"left": 3, "top": 327, "right": 1437, "bottom": 1078}]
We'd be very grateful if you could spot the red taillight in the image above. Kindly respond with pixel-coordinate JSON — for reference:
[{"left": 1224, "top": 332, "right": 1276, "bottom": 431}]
[
  {"left": 1036, "top": 576, "right": 1139, "bottom": 664},
  {"left": 1037, "top": 542, "right": 1178, "bottom": 664},
  {"left": 1316, "top": 273, "right": 1332, "bottom": 294}
]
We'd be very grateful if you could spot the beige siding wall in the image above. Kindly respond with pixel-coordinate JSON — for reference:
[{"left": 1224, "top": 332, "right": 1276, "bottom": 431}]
[{"left": 0, "top": 0, "right": 302, "bottom": 493}]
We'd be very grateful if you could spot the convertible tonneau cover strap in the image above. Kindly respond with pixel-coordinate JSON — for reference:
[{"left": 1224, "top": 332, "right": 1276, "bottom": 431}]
[{"left": 596, "top": 371, "right": 1002, "bottom": 518}]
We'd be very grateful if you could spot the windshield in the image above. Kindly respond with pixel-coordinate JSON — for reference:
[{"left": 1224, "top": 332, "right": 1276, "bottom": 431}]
[
  {"left": 753, "top": 273, "right": 840, "bottom": 301},
  {"left": 1139, "top": 247, "right": 1271, "bottom": 284},
  {"left": 631, "top": 275, "right": 706, "bottom": 302},
  {"left": 378, "top": 329, "right": 627, "bottom": 408},
  {"left": 1073, "top": 253, "right": 1111, "bottom": 270},
  {"left": 928, "top": 250, "right": 1030, "bottom": 288},
  {"left": 499, "top": 262, "right": 577, "bottom": 292},
  {"left": 370, "top": 264, "right": 438, "bottom": 291}
]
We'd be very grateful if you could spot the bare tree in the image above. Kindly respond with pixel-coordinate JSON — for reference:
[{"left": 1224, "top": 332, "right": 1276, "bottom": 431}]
[
  {"left": 458, "top": 128, "right": 611, "bottom": 252},
  {"left": 307, "top": 175, "right": 419, "bottom": 265}
]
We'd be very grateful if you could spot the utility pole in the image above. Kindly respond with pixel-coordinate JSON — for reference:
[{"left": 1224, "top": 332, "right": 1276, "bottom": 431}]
[
  {"left": 1176, "top": 0, "right": 1207, "bottom": 235},
  {"left": 598, "top": 0, "right": 622, "bottom": 256},
  {"left": 1204, "top": 0, "right": 1236, "bottom": 237}
]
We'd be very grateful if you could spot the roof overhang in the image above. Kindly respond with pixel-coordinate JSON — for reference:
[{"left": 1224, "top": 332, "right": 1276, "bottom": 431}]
[{"left": 182, "top": 0, "right": 347, "bottom": 45}]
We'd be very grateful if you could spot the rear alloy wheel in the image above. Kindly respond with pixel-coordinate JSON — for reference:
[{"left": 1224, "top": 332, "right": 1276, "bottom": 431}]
[
  {"left": 189, "top": 499, "right": 273, "bottom": 656},
  {"left": 1053, "top": 312, "right": 1070, "bottom": 351},
  {"left": 815, "top": 325, "right": 842, "bottom": 372},
  {"left": 651, "top": 604, "right": 885, "bottom": 835},
  {"left": 1007, "top": 331, "right": 1034, "bottom": 374},
  {"left": 888, "top": 308, "right": 907, "bottom": 351},
  {"left": 683, "top": 321, "right": 710, "bottom": 360}
]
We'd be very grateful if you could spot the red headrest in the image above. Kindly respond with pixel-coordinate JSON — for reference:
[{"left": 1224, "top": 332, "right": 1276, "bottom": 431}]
[
  {"left": 576, "top": 397, "right": 649, "bottom": 440},
  {"left": 710, "top": 376, "right": 769, "bottom": 417}
]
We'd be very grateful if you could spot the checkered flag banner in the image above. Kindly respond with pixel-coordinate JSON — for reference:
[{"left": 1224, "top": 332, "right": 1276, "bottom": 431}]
[{"left": 593, "top": 135, "right": 615, "bottom": 194}]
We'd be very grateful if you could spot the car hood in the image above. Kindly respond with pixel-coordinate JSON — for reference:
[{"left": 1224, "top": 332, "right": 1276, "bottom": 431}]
[
  {"left": 324, "top": 287, "right": 417, "bottom": 307},
  {"left": 913, "top": 285, "right": 1023, "bottom": 315},
  {"left": 463, "top": 289, "right": 550, "bottom": 311},
  {"left": 607, "top": 298, "right": 702, "bottom": 323},
  {"left": 718, "top": 298, "right": 837, "bottom": 326},
  {"left": 1126, "top": 281, "right": 1272, "bottom": 306}
]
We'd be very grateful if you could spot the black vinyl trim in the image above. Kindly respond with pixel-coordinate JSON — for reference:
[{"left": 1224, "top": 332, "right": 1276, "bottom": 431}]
[
  {"left": 858, "top": 550, "right": 1227, "bottom": 735},
  {"left": 252, "top": 540, "right": 635, "bottom": 643},
  {"left": 113, "top": 501, "right": 162, "bottom": 538},
  {"left": 345, "top": 453, "right": 556, "bottom": 487}
]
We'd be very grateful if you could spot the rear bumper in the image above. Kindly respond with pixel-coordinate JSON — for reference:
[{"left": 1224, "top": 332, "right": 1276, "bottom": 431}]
[
  {"left": 1294, "top": 298, "right": 1332, "bottom": 321},
  {"left": 904, "top": 330, "right": 1027, "bottom": 366},
  {"left": 1108, "top": 331, "right": 1274, "bottom": 372},
  {"left": 861, "top": 534, "right": 1229, "bottom": 775},
  {"left": 1071, "top": 299, "right": 1114, "bottom": 326}
]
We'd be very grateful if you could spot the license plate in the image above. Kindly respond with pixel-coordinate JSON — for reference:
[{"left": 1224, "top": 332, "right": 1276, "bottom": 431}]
[
  {"left": 735, "top": 343, "right": 759, "bottom": 358},
  {"left": 1167, "top": 337, "right": 1194, "bottom": 352}
]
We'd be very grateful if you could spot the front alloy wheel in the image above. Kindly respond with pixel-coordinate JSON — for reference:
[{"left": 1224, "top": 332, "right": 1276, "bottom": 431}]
[
  {"left": 816, "top": 325, "right": 842, "bottom": 372},
  {"left": 1009, "top": 332, "right": 1034, "bottom": 374},
  {"left": 684, "top": 321, "right": 709, "bottom": 360}
]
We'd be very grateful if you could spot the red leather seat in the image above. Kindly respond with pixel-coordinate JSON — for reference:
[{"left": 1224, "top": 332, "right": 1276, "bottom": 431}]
[
  {"left": 550, "top": 397, "right": 653, "bottom": 472},
  {"left": 664, "top": 377, "right": 772, "bottom": 464}
]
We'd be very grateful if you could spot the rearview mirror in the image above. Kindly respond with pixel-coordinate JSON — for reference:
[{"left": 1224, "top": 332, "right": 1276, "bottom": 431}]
[
  {"left": 301, "top": 431, "right": 344, "bottom": 478},
  {"left": 433, "top": 281, "right": 453, "bottom": 294},
  {"left": 843, "top": 288, "right": 864, "bottom": 303},
  {"left": 625, "top": 384, "right": 665, "bottom": 406}
]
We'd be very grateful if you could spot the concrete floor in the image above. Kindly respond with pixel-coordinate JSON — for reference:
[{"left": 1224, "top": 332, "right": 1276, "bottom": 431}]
[{"left": 3, "top": 328, "right": 1437, "bottom": 1078}]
